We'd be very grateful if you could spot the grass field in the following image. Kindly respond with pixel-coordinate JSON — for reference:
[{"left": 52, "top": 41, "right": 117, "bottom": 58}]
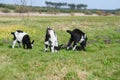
[{"left": 0, "top": 16, "right": 120, "bottom": 80}]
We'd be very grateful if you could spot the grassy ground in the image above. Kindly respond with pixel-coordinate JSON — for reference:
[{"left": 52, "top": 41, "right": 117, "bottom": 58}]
[{"left": 0, "top": 16, "right": 120, "bottom": 80}]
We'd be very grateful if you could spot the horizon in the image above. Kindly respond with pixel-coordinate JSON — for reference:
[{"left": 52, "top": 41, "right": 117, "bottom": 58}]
[{"left": 0, "top": 0, "right": 120, "bottom": 10}]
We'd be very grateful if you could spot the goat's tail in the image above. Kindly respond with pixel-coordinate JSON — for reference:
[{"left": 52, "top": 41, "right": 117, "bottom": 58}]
[
  {"left": 11, "top": 32, "right": 14, "bottom": 35},
  {"left": 66, "top": 30, "right": 72, "bottom": 34}
]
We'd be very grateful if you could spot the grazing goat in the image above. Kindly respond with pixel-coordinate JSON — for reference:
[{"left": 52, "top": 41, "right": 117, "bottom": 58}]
[
  {"left": 66, "top": 29, "right": 87, "bottom": 51},
  {"left": 11, "top": 30, "right": 34, "bottom": 49},
  {"left": 44, "top": 27, "right": 59, "bottom": 52}
]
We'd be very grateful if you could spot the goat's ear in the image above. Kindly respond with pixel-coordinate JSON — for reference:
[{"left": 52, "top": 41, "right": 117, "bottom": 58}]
[
  {"left": 31, "top": 40, "right": 34, "bottom": 44},
  {"left": 11, "top": 32, "right": 14, "bottom": 35}
]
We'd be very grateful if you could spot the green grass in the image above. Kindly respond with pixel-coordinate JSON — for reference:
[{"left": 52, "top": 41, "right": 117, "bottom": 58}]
[{"left": 0, "top": 16, "right": 120, "bottom": 80}]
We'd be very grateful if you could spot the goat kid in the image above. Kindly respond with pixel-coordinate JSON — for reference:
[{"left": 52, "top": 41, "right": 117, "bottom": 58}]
[
  {"left": 66, "top": 29, "right": 87, "bottom": 51},
  {"left": 44, "top": 27, "right": 59, "bottom": 52},
  {"left": 11, "top": 30, "right": 34, "bottom": 49}
]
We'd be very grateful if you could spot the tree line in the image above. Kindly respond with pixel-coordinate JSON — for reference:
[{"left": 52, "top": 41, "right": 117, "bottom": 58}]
[
  {"left": 45, "top": 1, "right": 88, "bottom": 10},
  {"left": 0, "top": 2, "right": 120, "bottom": 16}
]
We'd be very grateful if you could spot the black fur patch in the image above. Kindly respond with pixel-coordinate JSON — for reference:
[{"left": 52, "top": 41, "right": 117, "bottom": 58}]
[
  {"left": 66, "top": 28, "right": 87, "bottom": 51},
  {"left": 22, "top": 35, "right": 32, "bottom": 49},
  {"left": 11, "top": 32, "right": 16, "bottom": 40},
  {"left": 17, "top": 30, "right": 23, "bottom": 33}
]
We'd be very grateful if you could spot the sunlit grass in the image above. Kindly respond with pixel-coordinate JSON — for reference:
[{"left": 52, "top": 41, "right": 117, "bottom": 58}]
[{"left": 0, "top": 16, "right": 120, "bottom": 80}]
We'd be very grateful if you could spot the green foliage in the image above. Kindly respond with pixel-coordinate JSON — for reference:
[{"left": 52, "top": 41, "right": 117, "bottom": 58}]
[
  {"left": 114, "top": 11, "right": 120, "bottom": 15},
  {"left": 0, "top": 3, "right": 15, "bottom": 10},
  {"left": 0, "top": 8, "right": 11, "bottom": 13}
]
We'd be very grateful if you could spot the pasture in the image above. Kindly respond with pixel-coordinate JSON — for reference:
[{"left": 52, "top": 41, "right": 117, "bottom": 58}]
[{"left": 0, "top": 16, "right": 120, "bottom": 80}]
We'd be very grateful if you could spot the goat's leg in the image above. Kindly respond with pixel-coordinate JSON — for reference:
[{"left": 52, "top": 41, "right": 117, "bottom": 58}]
[
  {"left": 17, "top": 41, "right": 21, "bottom": 48},
  {"left": 50, "top": 45, "right": 54, "bottom": 53},
  {"left": 67, "top": 38, "right": 73, "bottom": 50},
  {"left": 12, "top": 40, "right": 17, "bottom": 48},
  {"left": 44, "top": 41, "right": 49, "bottom": 52},
  {"left": 73, "top": 41, "right": 77, "bottom": 50},
  {"left": 22, "top": 43, "right": 26, "bottom": 49},
  {"left": 80, "top": 42, "right": 86, "bottom": 51}
]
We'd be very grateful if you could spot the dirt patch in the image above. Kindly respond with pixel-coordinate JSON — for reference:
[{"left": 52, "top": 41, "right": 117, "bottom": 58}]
[
  {"left": 77, "top": 71, "right": 89, "bottom": 80},
  {"left": 0, "top": 12, "right": 98, "bottom": 17}
]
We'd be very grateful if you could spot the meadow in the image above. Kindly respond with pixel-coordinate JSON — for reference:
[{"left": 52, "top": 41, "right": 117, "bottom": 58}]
[{"left": 0, "top": 16, "right": 120, "bottom": 80}]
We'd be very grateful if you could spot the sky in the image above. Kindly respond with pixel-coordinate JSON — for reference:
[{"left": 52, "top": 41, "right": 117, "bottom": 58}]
[{"left": 0, "top": 0, "right": 120, "bottom": 10}]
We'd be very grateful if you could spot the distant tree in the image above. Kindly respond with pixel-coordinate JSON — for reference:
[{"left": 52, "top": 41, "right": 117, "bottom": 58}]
[
  {"left": 54, "top": 3, "right": 61, "bottom": 8},
  {"left": 55, "top": 3, "right": 60, "bottom": 8},
  {"left": 68, "top": 4, "right": 76, "bottom": 10},
  {"left": 45, "top": 1, "right": 52, "bottom": 8},
  {"left": 77, "top": 4, "right": 88, "bottom": 10},
  {"left": 20, "top": 0, "right": 26, "bottom": 5},
  {"left": 57, "top": 2, "right": 67, "bottom": 8},
  {"left": 83, "top": 4, "right": 88, "bottom": 10},
  {"left": 77, "top": 4, "right": 83, "bottom": 10},
  {"left": 45, "top": 1, "right": 49, "bottom": 7},
  {"left": 61, "top": 3, "right": 67, "bottom": 8},
  {"left": 45, "top": 1, "right": 67, "bottom": 9}
]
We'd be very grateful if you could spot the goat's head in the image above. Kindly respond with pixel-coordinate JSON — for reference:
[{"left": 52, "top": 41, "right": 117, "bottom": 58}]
[{"left": 31, "top": 40, "right": 34, "bottom": 48}]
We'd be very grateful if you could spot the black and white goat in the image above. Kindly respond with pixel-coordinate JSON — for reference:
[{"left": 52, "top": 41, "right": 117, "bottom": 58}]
[
  {"left": 66, "top": 29, "right": 87, "bottom": 51},
  {"left": 11, "top": 30, "right": 34, "bottom": 49},
  {"left": 44, "top": 27, "right": 59, "bottom": 52}
]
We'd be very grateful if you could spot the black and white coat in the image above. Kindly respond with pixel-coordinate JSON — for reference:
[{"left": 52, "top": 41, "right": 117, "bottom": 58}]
[
  {"left": 44, "top": 27, "right": 59, "bottom": 52},
  {"left": 66, "top": 29, "right": 87, "bottom": 51},
  {"left": 11, "top": 30, "right": 34, "bottom": 49}
]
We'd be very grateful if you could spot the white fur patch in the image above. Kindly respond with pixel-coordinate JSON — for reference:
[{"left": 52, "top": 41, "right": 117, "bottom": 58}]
[
  {"left": 49, "top": 30, "right": 58, "bottom": 47},
  {"left": 12, "top": 31, "right": 28, "bottom": 48},
  {"left": 73, "top": 45, "right": 77, "bottom": 50},
  {"left": 79, "top": 35, "right": 84, "bottom": 43},
  {"left": 45, "top": 41, "right": 49, "bottom": 45},
  {"left": 79, "top": 34, "right": 86, "bottom": 43},
  {"left": 15, "top": 32, "right": 27, "bottom": 42},
  {"left": 45, "top": 29, "right": 59, "bottom": 52}
]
